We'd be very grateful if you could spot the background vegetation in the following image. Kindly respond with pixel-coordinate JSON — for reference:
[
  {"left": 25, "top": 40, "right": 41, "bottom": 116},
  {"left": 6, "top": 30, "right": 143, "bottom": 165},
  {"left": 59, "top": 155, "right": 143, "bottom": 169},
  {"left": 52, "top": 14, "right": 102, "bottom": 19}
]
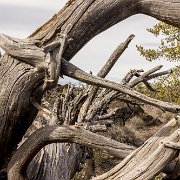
[{"left": 136, "top": 22, "right": 180, "bottom": 104}]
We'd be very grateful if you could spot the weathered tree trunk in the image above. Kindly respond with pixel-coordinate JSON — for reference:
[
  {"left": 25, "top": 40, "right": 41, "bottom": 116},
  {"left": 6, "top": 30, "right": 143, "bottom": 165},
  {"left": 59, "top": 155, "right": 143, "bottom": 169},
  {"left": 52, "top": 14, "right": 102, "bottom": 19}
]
[
  {"left": 0, "top": 0, "right": 180, "bottom": 178},
  {"left": 0, "top": 54, "right": 44, "bottom": 170}
]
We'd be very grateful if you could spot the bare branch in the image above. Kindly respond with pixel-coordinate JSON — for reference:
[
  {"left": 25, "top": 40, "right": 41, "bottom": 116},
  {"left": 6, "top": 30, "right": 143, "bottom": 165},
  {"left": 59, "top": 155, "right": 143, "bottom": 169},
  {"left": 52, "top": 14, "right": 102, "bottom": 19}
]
[
  {"left": 143, "top": 82, "right": 157, "bottom": 91},
  {"left": 128, "top": 68, "right": 173, "bottom": 93},
  {"left": 121, "top": 69, "right": 156, "bottom": 91},
  {"left": 86, "top": 90, "right": 117, "bottom": 121},
  {"left": 83, "top": 65, "right": 175, "bottom": 122},
  {"left": 129, "top": 65, "right": 163, "bottom": 87},
  {"left": 122, "top": 69, "right": 144, "bottom": 84},
  {"left": 7, "top": 126, "right": 135, "bottom": 180},
  {"left": 145, "top": 69, "right": 173, "bottom": 81},
  {"left": 61, "top": 59, "right": 180, "bottom": 113},
  {"left": 77, "top": 34, "right": 135, "bottom": 123},
  {"left": 97, "top": 34, "right": 135, "bottom": 78},
  {"left": 121, "top": 66, "right": 172, "bottom": 92}
]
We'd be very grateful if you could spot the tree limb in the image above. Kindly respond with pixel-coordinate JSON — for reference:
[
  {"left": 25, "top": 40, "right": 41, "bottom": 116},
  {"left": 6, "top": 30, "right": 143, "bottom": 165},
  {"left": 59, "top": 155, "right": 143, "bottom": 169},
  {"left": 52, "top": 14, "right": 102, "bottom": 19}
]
[
  {"left": 139, "top": 0, "right": 180, "bottom": 27},
  {"left": 122, "top": 69, "right": 144, "bottom": 84},
  {"left": 30, "top": 0, "right": 179, "bottom": 61},
  {"left": 97, "top": 34, "right": 135, "bottom": 78},
  {"left": 93, "top": 117, "right": 180, "bottom": 180},
  {"left": 61, "top": 59, "right": 180, "bottom": 113},
  {"left": 129, "top": 65, "right": 163, "bottom": 87},
  {"left": 7, "top": 126, "right": 135, "bottom": 180}
]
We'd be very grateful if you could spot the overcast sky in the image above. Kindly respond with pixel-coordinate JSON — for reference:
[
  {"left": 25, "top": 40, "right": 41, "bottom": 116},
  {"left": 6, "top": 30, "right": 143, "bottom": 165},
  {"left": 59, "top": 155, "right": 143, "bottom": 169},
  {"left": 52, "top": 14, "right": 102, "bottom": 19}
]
[{"left": 0, "top": 0, "right": 177, "bottom": 84}]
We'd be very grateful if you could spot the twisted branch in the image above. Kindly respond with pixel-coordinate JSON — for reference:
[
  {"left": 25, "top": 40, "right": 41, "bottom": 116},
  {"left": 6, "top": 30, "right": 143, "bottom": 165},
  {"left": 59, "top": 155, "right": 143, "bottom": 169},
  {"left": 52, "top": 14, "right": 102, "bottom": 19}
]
[{"left": 7, "top": 126, "right": 135, "bottom": 180}]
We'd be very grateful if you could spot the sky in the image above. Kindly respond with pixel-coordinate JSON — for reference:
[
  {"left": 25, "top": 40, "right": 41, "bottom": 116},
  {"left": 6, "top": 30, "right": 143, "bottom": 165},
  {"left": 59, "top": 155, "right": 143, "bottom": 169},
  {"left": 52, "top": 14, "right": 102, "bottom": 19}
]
[{"left": 0, "top": 0, "right": 177, "bottom": 84}]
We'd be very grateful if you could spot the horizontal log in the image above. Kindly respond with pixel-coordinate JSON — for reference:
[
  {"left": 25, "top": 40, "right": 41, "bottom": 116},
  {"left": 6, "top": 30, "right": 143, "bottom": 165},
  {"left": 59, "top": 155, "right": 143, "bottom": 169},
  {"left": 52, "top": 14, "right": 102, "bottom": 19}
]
[
  {"left": 7, "top": 126, "right": 135, "bottom": 180},
  {"left": 93, "top": 117, "right": 180, "bottom": 180}
]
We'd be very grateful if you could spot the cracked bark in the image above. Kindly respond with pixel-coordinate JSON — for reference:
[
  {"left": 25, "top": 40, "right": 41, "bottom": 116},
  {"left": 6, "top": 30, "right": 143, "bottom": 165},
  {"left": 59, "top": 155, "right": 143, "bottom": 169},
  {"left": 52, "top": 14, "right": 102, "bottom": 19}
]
[
  {"left": 7, "top": 117, "right": 180, "bottom": 180},
  {"left": 0, "top": 0, "right": 179, "bottom": 178}
]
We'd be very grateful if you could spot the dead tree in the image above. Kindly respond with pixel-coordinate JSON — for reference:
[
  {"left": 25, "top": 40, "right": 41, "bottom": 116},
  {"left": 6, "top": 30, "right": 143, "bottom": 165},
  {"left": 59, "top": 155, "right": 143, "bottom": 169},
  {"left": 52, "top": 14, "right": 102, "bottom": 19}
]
[
  {"left": 26, "top": 42, "right": 176, "bottom": 179},
  {"left": 25, "top": 35, "right": 137, "bottom": 180},
  {"left": 0, "top": 0, "right": 180, "bottom": 179}
]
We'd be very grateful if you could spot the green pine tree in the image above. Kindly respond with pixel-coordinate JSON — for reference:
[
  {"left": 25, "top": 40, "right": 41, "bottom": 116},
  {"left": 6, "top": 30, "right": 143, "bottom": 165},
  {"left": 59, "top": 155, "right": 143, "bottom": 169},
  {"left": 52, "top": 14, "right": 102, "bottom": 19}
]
[
  {"left": 137, "top": 22, "right": 180, "bottom": 62},
  {"left": 136, "top": 22, "right": 180, "bottom": 104}
]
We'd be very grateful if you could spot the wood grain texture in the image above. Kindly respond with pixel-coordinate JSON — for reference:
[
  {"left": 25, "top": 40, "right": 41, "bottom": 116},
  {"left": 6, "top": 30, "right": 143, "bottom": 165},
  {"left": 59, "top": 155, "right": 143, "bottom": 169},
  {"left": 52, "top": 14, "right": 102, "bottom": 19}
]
[
  {"left": 0, "top": 0, "right": 179, "bottom": 174},
  {"left": 7, "top": 126, "right": 135, "bottom": 180},
  {"left": 93, "top": 118, "right": 180, "bottom": 180}
]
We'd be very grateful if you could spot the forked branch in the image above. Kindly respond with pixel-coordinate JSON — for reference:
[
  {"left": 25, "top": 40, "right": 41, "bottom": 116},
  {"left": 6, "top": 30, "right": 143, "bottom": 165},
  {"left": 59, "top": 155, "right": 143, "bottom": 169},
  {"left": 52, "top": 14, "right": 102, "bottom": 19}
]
[{"left": 61, "top": 59, "right": 180, "bottom": 113}]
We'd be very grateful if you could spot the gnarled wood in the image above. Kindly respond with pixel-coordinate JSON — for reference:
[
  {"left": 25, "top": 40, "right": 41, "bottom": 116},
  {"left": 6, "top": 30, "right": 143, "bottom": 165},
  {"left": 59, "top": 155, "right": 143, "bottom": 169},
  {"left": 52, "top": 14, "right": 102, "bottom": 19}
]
[
  {"left": 61, "top": 59, "right": 180, "bottom": 113},
  {"left": 77, "top": 34, "right": 135, "bottom": 123},
  {"left": 0, "top": 0, "right": 180, "bottom": 176},
  {"left": 0, "top": 54, "right": 44, "bottom": 169},
  {"left": 8, "top": 117, "right": 179, "bottom": 180},
  {"left": 7, "top": 126, "right": 135, "bottom": 180}
]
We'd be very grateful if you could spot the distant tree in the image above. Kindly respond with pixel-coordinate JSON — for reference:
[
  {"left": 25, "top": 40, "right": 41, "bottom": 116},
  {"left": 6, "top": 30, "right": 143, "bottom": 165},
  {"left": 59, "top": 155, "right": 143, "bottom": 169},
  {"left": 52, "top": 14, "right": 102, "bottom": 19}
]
[
  {"left": 136, "top": 22, "right": 180, "bottom": 104},
  {"left": 137, "top": 22, "right": 180, "bottom": 62},
  {"left": 135, "top": 69, "right": 180, "bottom": 104}
]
